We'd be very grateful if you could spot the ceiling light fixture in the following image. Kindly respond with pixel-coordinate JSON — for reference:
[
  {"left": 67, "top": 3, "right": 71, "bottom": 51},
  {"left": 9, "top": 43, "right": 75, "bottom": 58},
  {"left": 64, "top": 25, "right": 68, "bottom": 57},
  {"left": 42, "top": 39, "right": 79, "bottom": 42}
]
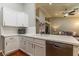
[
  {"left": 63, "top": 8, "right": 79, "bottom": 17},
  {"left": 64, "top": 13, "right": 68, "bottom": 17},
  {"left": 49, "top": 3, "right": 52, "bottom": 5}
]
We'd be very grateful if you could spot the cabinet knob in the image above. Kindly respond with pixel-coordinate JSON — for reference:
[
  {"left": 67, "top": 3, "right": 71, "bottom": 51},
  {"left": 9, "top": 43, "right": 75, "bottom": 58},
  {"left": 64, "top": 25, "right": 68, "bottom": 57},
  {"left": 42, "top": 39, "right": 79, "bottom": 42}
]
[
  {"left": 6, "top": 42, "right": 7, "bottom": 46},
  {"left": 32, "top": 44, "right": 34, "bottom": 48}
]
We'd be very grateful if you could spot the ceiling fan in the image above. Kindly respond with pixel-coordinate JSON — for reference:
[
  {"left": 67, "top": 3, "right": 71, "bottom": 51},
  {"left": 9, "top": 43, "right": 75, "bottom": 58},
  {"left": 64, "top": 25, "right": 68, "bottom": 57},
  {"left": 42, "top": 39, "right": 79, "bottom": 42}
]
[{"left": 63, "top": 8, "right": 79, "bottom": 17}]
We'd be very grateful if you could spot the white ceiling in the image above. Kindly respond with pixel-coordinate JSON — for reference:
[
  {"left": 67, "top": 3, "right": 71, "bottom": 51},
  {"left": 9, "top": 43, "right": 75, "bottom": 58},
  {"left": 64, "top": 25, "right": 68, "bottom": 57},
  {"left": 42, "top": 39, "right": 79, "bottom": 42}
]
[{"left": 36, "top": 3, "right": 79, "bottom": 17}]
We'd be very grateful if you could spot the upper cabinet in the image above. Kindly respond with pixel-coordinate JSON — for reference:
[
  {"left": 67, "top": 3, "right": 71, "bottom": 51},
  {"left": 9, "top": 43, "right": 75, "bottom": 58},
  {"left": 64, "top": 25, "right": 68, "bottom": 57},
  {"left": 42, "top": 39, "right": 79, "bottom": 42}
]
[
  {"left": 3, "top": 7, "right": 28, "bottom": 27},
  {"left": 17, "top": 12, "right": 28, "bottom": 27},
  {"left": 3, "top": 7, "right": 17, "bottom": 26}
]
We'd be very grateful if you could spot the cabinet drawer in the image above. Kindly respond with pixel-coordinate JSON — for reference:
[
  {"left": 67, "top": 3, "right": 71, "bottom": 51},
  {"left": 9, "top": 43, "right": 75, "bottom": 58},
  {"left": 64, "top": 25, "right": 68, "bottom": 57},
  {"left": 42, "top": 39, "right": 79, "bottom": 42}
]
[
  {"left": 5, "top": 37, "right": 16, "bottom": 42},
  {"left": 25, "top": 37, "right": 34, "bottom": 42},
  {"left": 34, "top": 39, "right": 46, "bottom": 46},
  {"left": 34, "top": 44, "right": 46, "bottom": 56}
]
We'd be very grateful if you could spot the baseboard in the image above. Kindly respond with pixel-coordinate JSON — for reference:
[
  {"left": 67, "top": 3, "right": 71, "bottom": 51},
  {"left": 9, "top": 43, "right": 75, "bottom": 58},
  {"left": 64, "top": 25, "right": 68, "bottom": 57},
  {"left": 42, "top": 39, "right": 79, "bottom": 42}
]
[
  {"left": 18, "top": 49, "right": 29, "bottom": 56},
  {"left": 0, "top": 50, "right": 5, "bottom": 56},
  {"left": 5, "top": 49, "right": 29, "bottom": 56},
  {"left": 19, "top": 49, "right": 30, "bottom": 56},
  {"left": 5, "top": 49, "right": 19, "bottom": 56}
]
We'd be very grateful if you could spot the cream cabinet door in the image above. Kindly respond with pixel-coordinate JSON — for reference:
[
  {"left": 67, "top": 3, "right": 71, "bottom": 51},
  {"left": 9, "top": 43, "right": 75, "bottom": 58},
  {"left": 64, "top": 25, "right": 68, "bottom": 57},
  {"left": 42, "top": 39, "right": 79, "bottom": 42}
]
[
  {"left": 3, "top": 7, "right": 17, "bottom": 26},
  {"left": 17, "top": 12, "right": 28, "bottom": 27},
  {"left": 34, "top": 44, "right": 46, "bottom": 56},
  {"left": 5, "top": 36, "right": 19, "bottom": 54},
  {"left": 19, "top": 37, "right": 26, "bottom": 52},
  {"left": 27, "top": 41, "right": 34, "bottom": 56},
  {"left": 23, "top": 13, "right": 28, "bottom": 27},
  {"left": 25, "top": 39, "right": 28, "bottom": 53}
]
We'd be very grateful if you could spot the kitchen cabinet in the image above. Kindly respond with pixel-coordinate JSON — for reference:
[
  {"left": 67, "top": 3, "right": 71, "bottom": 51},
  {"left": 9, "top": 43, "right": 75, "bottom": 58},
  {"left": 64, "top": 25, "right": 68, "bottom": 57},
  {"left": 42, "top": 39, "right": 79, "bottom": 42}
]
[
  {"left": 34, "top": 39, "right": 46, "bottom": 56},
  {"left": 19, "top": 36, "right": 34, "bottom": 55},
  {"left": 46, "top": 40, "right": 73, "bottom": 56},
  {"left": 19, "top": 36, "right": 27, "bottom": 52},
  {"left": 19, "top": 36, "right": 30, "bottom": 55},
  {"left": 3, "top": 7, "right": 17, "bottom": 26},
  {"left": 24, "top": 37, "right": 34, "bottom": 55},
  {"left": 5, "top": 36, "right": 19, "bottom": 55},
  {"left": 34, "top": 44, "right": 46, "bottom": 56},
  {"left": 3, "top": 7, "right": 28, "bottom": 27},
  {"left": 27, "top": 41, "right": 34, "bottom": 55},
  {"left": 17, "top": 12, "right": 28, "bottom": 27},
  {"left": 26, "top": 37, "right": 46, "bottom": 56},
  {"left": 19, "top": 36, "right": 46, "bottom": 56},
  {"left": 25, "top": 39, "right": 28, "bottom": 53},
  {"left": 25, "top": 37, "right": 46, "bottom": 56},
  {"left": 23, "top": 37, "right": 34, "bottom": 55}
]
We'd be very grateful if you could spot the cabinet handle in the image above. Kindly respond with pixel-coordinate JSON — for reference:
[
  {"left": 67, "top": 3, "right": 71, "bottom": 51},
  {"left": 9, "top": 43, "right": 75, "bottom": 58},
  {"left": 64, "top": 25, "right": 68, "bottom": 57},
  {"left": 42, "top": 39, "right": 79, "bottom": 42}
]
[
  {"left": 32, "top": 44, "right": 33, "bottom": 48},
  {"left": 53, "top": 44, "right": 62, "bottom": 49},
  {"left": 6, "top": 42, "right": 7, "bottom": 46},
  {"left": 35, "top": 44, "right": 44, "bottom": 48}
]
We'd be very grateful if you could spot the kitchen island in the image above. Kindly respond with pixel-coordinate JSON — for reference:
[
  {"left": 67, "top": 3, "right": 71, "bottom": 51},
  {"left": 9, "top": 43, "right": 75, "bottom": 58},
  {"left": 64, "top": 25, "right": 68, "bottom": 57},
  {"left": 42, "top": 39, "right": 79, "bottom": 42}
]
[{"left": 1, "top": 34, "right": 79, "bottom": 56}]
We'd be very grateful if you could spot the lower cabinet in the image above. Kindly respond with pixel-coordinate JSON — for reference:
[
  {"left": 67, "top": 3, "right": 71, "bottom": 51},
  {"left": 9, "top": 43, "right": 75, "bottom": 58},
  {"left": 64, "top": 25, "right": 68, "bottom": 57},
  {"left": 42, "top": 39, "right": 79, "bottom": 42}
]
[
  {"left": 34, "top": 44, "right": 46, "bottom": 56},
  {"left": 5, "top": 36, "right": 19, "bottom": 55},
  {"left": 19, "top": 36, "right": 26, "bottom": 52},
  {"left": 19, "top": 36, "right": 33, "bottom": 55},
  {"left": 27, "top": 41, "right": 34, "bottom": 55},
  {"left": 20, "top": 37, "right": 46, "bottom": 56},
  {"left": 34, "top": 38, "right": 46, "bottom": 56},
  {"left": 25, "top": 39, "right": 28, "bottom": 53},
  {"left": 4, "top": 36, "right": 46, "bottom": 56},
  {"left": 4, "top": 36, "right": 73, "bottom": 56},
  {"left": 5, "top": 36, "right": 73, "bottom": 56}
]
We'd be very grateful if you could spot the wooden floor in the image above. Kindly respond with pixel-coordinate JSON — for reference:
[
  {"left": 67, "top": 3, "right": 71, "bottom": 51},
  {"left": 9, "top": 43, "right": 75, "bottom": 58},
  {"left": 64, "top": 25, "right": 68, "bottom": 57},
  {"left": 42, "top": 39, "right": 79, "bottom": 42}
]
[
  {"left": 8, "top": 50, "right": 29, "bottom": 56},
  {"left": 0, "top": 53, "right": 3, "bottom": 56}
]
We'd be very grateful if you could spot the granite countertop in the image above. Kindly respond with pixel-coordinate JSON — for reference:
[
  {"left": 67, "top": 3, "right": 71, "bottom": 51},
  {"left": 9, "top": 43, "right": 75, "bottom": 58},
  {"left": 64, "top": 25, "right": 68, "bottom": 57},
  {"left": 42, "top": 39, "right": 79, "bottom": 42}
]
[{"left": 1, "top": 34, "right": 79, "bottom": 46}]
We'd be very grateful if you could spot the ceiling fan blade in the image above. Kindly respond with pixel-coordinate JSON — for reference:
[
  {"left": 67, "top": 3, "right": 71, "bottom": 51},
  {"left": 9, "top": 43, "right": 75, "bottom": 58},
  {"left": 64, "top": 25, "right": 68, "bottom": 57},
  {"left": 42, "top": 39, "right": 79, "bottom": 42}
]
[
  {"left": 69, "top": 13, "right": 75, "bottom": 15},
  {"left": 68, "top": 10, "right": 75, "bottom": 15},
  {"left": 63, "top": 8, "right": 79, "bottom": 16}
]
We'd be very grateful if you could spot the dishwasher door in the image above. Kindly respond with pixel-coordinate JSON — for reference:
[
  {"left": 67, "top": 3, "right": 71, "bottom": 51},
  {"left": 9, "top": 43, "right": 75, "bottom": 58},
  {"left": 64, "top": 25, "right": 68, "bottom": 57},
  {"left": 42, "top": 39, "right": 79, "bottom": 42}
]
[
  {"left": 0, "top": 36, "right": 5, "bottom": 53},
  {"left": 46, "top": 40, "right": 73, "bottom": 56}
]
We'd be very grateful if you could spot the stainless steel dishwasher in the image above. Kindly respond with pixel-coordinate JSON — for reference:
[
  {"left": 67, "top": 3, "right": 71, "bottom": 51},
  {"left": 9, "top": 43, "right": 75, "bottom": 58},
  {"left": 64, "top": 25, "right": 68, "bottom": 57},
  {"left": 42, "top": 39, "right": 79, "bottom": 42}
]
[
  {"left": 46, "top": 40, "right": 73, "bottom": 56},
  {"left": 0, "top": 36, "right": 5, "bottom": 56}
]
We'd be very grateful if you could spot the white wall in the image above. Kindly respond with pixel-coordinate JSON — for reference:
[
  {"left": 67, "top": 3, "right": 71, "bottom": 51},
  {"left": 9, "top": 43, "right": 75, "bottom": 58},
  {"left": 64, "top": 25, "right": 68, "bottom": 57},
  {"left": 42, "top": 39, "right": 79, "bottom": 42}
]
[
  {"left": 1, "top": 27, "right": 18, "bottom": 35},
  {"left": 24, "top": 3, "right": 36, "bottom": 27},
  {"left": 24, "top": 3, "right": 36, "bottom": 34},
  {"left": 26, "top": 27, "right": 36, "bottom": 34}
]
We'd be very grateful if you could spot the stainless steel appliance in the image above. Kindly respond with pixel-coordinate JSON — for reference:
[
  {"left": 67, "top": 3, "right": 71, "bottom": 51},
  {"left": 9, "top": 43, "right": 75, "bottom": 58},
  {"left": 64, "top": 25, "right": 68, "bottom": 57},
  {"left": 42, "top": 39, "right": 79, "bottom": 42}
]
[
  {"left": 46, "top": 40, "right": 73, "bottom": 56},
  {"left": 17, "top": 27, "right": 26, "bottom": 34}
]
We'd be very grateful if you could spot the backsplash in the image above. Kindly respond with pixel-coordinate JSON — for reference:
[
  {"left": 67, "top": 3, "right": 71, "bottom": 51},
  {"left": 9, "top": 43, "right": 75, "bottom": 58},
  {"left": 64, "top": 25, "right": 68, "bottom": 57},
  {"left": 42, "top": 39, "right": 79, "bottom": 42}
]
[
  {"left": 1, "top": 26, "right": 18, "bottom": 35},
  {"left": 26, "top": 26, "right": 36, "bottom": 34}
]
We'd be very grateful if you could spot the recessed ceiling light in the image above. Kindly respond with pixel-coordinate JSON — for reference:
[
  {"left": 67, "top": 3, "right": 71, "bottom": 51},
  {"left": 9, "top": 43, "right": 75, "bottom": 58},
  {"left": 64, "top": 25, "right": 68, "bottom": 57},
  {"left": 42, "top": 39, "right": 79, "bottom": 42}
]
[
  {"left": 55, "top": 13, "right": 58, "bottom": 16},
  {"left": 49, "top": 3, "right": 52, "bottom": 5}
]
